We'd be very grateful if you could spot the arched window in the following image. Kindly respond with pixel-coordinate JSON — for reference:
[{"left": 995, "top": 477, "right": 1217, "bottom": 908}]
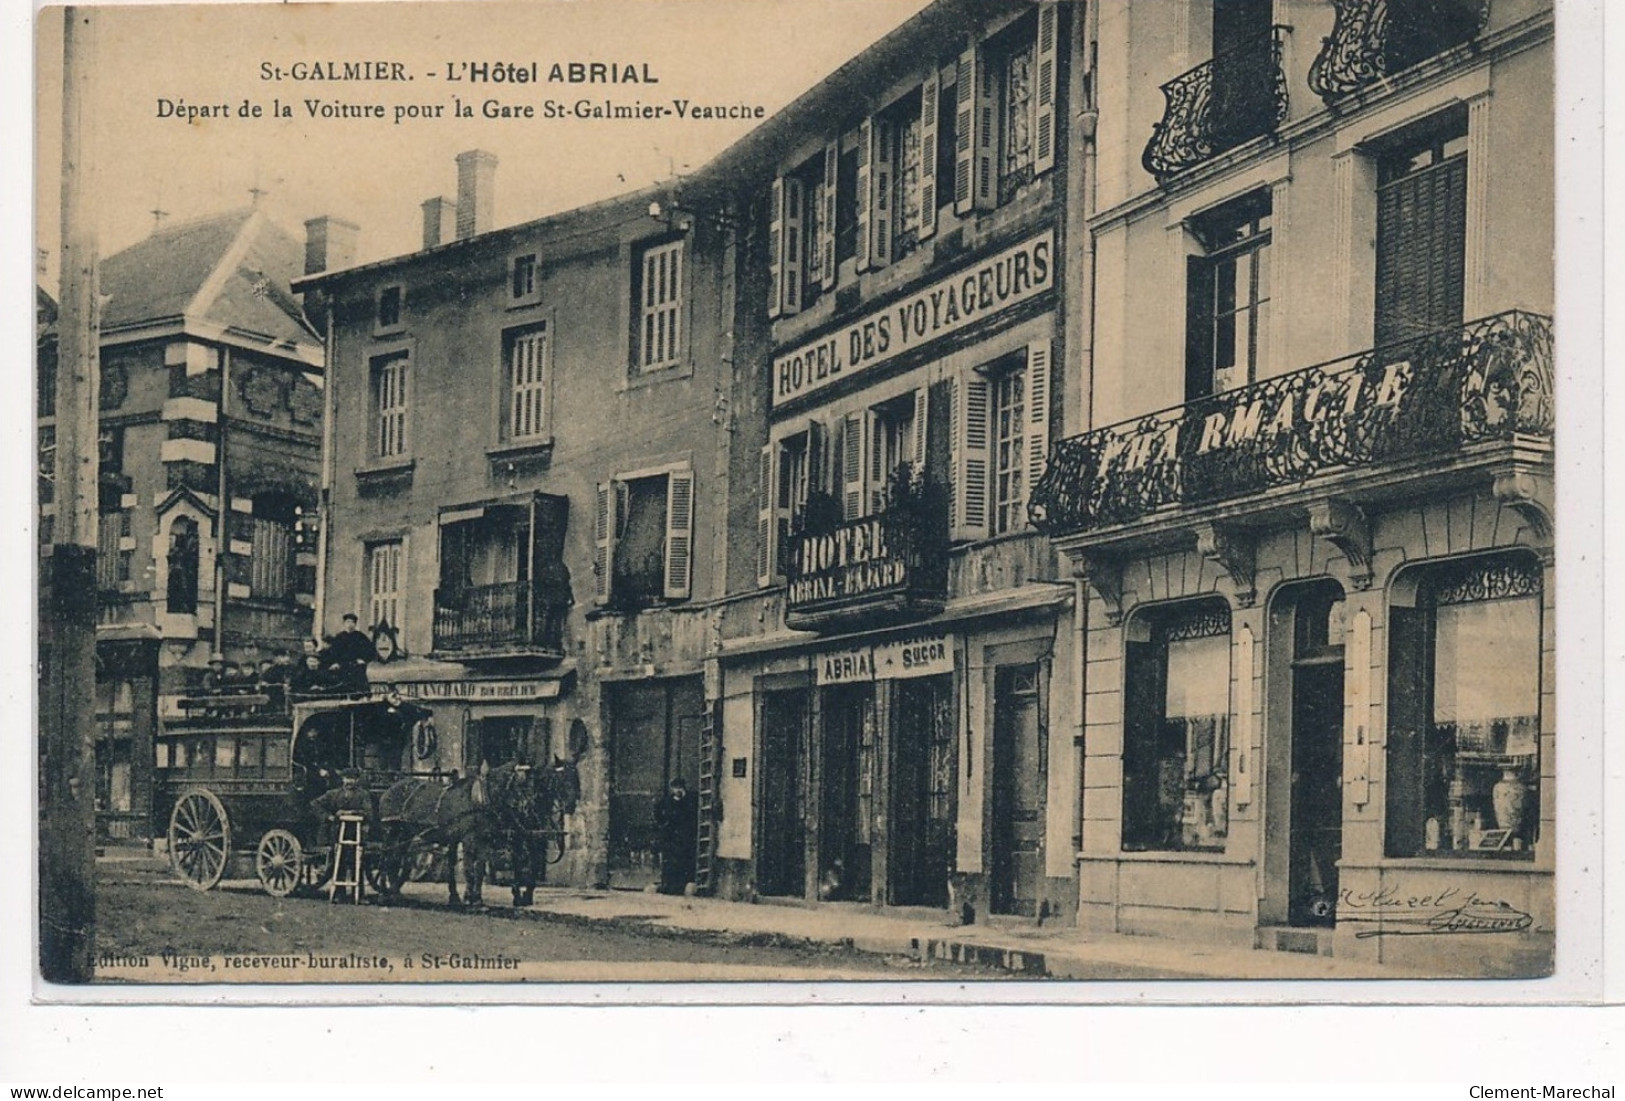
[{"left": 167, "top": 517, "right": 199, "bottom": 614}]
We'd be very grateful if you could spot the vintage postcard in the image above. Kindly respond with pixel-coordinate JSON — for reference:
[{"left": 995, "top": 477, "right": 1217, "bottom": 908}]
[{"left": 31, "top": 0, "right": 1597, "bottom": 1001}]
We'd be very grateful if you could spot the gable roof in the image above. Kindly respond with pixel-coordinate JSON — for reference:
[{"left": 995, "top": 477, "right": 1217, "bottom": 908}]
[{"left": 99, "top": 208, "right": 319, "bottom": 352}]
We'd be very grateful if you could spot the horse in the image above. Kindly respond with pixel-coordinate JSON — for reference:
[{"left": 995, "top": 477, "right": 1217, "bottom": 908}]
[{"left": 375, "top": 758, "right": 579, "bottom": 908}]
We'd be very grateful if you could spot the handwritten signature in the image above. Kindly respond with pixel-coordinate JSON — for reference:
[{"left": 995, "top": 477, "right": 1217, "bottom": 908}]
[{"left": 1334, "top": 887, "right": 1534, "bottom": 937}]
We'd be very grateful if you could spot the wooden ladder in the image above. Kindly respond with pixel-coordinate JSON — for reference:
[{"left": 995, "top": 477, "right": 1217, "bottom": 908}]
[
  {"left": 329, "top": 813, "right": 366, "bottom": 904},
  {"left": 694, "top": 702, "right": 720, "bottom": 894}
]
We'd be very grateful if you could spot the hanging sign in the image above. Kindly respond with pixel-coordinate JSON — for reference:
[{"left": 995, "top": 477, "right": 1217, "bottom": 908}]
[
  {"left": 395, "top": 679, "right": 563, "bottom": 702},
  {"left": 873, "top": 632, "right": 954, "bottom": 680}
]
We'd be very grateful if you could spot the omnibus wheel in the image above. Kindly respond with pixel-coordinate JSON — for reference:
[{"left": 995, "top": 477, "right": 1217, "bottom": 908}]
[{"left": 168, "top": 789, "right": 231, "bottom": 891}]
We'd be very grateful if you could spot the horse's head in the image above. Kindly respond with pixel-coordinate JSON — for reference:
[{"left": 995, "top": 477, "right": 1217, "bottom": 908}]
[
  {"left": 485, "top": 761, "right": 544, "bottom": 828},
  {"left": 546, "top": 755, "right": 581, "bottom": 818}
]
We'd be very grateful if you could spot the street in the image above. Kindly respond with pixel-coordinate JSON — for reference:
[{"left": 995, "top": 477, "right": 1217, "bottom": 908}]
[{"left": 91, "top": 854, "right": 1017, "bottom": 984}]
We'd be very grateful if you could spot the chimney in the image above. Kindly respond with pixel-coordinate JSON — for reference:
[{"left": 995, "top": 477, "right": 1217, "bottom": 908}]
[
  {"left": 304, "top": 215, "right": 359, "bottom": 275},
  {"left": 421, "top": 196, "right": 457, "bottom": 250},
  {"left": 455, "top": 149, "right": 498, "bottom": 240}
]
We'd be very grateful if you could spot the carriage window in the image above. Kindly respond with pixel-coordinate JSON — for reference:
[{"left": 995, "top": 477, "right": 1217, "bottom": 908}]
[
  {"left": 238, "top": 738, "right": 264, "bottom": 778},
  {"left": 215, "top": 739, "right": 236, "bottom": 770},
  {"left": 155, "top": 742, "right": 172, "bottom": 769},
  {"left": 266, "top": 739, "right": 290, "bottom": 770}
]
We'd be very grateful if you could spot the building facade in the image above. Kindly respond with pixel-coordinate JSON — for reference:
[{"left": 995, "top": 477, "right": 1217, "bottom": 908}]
[
  {"left": 299, "top": 152, "right": 756, "bottom": 889},
  {"left": 701, "top": 0, "right": 1089, "bottom": 920},
  {"left": 1030, "top": 0, "right": 1554, "bottom": 974},
  {"left": 38, "top": 209, "right": 325, "bottom": 841}
]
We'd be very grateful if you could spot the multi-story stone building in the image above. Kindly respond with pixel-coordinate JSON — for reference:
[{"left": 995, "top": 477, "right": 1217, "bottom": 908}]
[
  {"left": 704, "top": 0, "right": 1089, "bottom": 919},
  {"left": 38, "top": 209, "right": 325, "bottom": 840},
  {"left": 1030, "top": 0, "right": 1554, "bottom": 974},
  {"left": 297, "top": 152, "right": 757, "bottom": 889}
]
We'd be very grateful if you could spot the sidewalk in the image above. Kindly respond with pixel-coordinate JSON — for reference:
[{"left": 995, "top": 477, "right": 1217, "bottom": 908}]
[{"left": 447, "top": 882, "right": 1438, "bottom": 982}]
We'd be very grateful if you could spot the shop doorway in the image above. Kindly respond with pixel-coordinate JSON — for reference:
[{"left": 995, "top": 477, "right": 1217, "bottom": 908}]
[
  {"left": 890, "top": 675, "right": 955, "bottom": 907},
  {"left": 1287, "top": 584, "right": 1347, "bottom": 926},
  {"left": 757, "top": 687, "right": 809, "bottom": 897},
  {"left": 990, "top": 664, "right": 1044, "bottom": 916},
  {"left": 818, "top": 685, "right": 872, "bottom": 901},
  {"left": 607, "top": 678, "right": 705, "bottom": 890}
]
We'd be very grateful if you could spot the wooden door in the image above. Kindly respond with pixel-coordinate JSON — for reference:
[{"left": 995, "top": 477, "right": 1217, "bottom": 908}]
[
  {"left": 757, "top": 688, "right": 808, "bottom": 897},
  {"left": 1289, "top": 658, "right": 1345, "bottom": 925},
  {"left": 990, "top": 665, "right": 1044, "bottom": 916}
]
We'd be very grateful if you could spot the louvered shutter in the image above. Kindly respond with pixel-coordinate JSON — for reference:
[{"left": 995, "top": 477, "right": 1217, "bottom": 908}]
[
  {"left": 950, "top": 373, "right": 991, "bottom": 541},
  {"left": 841, "top": 410, "right": 868, "bottom": 521},
  {"left": 918, "top": 73, "right": 940, "bottom": 240},
  {"left": 1024, "top": 340, "right": 1052, "bottom": 526},
  {"left": 869, "top": 409, "right": 888, "bottom": 514},
  {"left": 806, "top": 419, "right": 828, "bottom": 501},
  {"left": 756, "top": 445, "right": 776, "bottom": 588},
  {"left": 869, "top": 115, "right": 894, "bottom": 269},
  {"left": 820, "top": 143, "right": 839, "bottom": 290},
  {"left": 973, "top": 43, "right": 999, "bottom": 210},
  {"left": 663, "top": 468, "right": 694, "bottom": 600},
  {"left": 912, "top": 386, "right": 930, "bottom": 473},
  {"left": 768, "top": 177, "right": 785, "bottom": 319},
  {"left": 953, "top": 47, "right": 976, "bottom": 214},
  {"left": 781, "top": 177, "right": 805, "bottom": 317},
  {"left": 1375, "top": 155, "right": 1467, "bottom": 347},
  {"left": 1034, "top": 2, "right": 1060, "bottom": 175},
  {"left": 1186, "top": 254, "right": 1217, "bottom": 400},
  {"left": 593, "top": 482, "right": 616, "bottom": 604},
  {"left": 855, "top": 118, "right": 873, "bottom": 271}
]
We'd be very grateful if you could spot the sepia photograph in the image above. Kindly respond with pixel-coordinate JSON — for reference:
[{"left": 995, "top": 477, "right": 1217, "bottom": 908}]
[{"left": 29, "top": 0, "right": 1593, "bottom": 1005}]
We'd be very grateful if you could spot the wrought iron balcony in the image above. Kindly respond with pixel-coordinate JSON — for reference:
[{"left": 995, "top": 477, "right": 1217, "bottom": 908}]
[
  {"left": 783, "top": 482, "right": 949, "bottom": 634},
  {"left": 433, "top": 580, "right": 565, "bottom": 657},
  {"left": 1309, "top": 0, "right": 1489, "bottom": 103},
  {"left": 1143, "top": 26, "right": 1290, "bottom": 183},
  {"left": 1029, "top": 311, "right": 1553, "bottom": 538}
]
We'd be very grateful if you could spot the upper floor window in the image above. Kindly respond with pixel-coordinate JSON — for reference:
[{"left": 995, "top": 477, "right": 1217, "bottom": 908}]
[
  {"left": 375, "top": 285, "right": 403, "bottom": 333},
  {"left": 1186, "top": 190, "right": 1273, "bottom": 399},
  {"left": 371, "top": 352, "right": 410, "bottom": 460},
  {"left": 950, "top": 340, "right": 1050, "bottom": 542},
  {"left": 634, "top": 239, "right": 685, "bottom": 373},
  {"left": 96, "top": 509, "right": 133, "bottom": 592},
  {"left": 504, "top": 325, "right": 551, "bottom": 443},
  {"left": 249, "top": 493, "right": 299, "bottom": 602},
  {"left": 166, "top": 516, "right": 200, "bottom": 615},
  {"left": 37, "top": 425, "right": 55, "bottom": 507},
  {"left": 367, "top": 540, "right": 404, "bottom": 639},
  {"left": 509, "top": 253, "right": 539, "bottom": 303},
  {"left": 1374, "top": 108, "right": 1468, "bottom": 347},
  {"left": 595, "top": 465, "right": 694, "bottom": 607}
]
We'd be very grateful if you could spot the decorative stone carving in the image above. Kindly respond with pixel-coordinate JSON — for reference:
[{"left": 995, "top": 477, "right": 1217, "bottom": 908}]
[
  {"left": 1492, "top": 466, "right": 1554, "bottom": 541},
  {"left": 1308, "top": 497, "right": 1373, "bottom": 590},
  {"left": 1070, "top": 552, "right": 1124, "bottom": 625},
  {"left": 1194, "top": 523, "right": 1257, "bottom": 607}
]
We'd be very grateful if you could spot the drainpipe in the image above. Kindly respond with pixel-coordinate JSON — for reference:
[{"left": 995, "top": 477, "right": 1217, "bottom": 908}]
[
  {"left": 312, "top": 298, "right": 337, "bottom": 639},
  {"left": 214, "top": 346, "right": 230, "bottom": 656}
]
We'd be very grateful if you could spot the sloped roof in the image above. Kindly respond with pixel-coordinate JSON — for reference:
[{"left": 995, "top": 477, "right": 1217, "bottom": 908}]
[{"left": 99, "top": 208, "right": 317, "bottom": 350}]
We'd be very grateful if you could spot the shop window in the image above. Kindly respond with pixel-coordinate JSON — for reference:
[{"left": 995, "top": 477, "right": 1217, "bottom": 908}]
[
  {"left": 633, "top": 238, "right": 684, "bottom": 373},
  {"left": 1122, "top": 600, "right": 1233, "bottom": 853},
  {"left": 503, "top": 325, "right": 551, "bottom": 442},
  {"left": 595, "top": 465, "right": 694, "bottom": 606},
  {"left": 1386, "top": 552, "right": 1543, "bottom": 858},
  {"left": 371, "top": 351, "right": 410, "bottom": 460},
  {"left": 1374, "top": 107, "right": 1468, "bottom": 347},
  {"left": 1186, "top": 190, "right": 1272, "bottom": 399}
]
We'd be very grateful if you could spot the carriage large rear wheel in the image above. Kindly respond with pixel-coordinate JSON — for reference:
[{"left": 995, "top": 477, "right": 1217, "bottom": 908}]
[
  {"left": 168, "top": 789, "right": 231, "bottom": 891},
  {"left": 255, "top": 829, "right": 304, "bottom": 898}
]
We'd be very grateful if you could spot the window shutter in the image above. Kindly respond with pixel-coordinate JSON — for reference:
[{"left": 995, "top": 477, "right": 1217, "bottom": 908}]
[
  {"left": 973, "top": 43, "right": 999, "bottom": 210},
  {"left": 869, "top": 409, "right": 888, "bottom": 515},
  {"left": 1376, "top": 156, "right": 1467, "bottom": 346},
  {"left": 1025, "top": 340, "right": 1052, "bottom": 524},
  {"left": 841, "top": 409, "right": 868, "bottom": 521},
  {"left": 1033, "top": 2, "right": 1060, "bottom": 175},
  {"left": 806, "top": 419, "right": 828, "bottom": 500},
  {"left": 820, "top": 142, "right": 839, "bottom": 290},
  {"left": 757, "top": 445, "right": 776, "bottom": 588},
  {"left": 593, "top": 481, "right": 615, "bottom": 604},
  {"left": 768, "top": 177, "right": 786, "bottom": 319},
  {"left": 912, "top": 386, "right": 930, "bottom": 473},
  {"left": 950, "top": 373, "right": 991, "bottom": 541},
  {"left": 855, "top": 118, "right": 874, "bottom": 271},
  {"left": 1186, "top": 254, "right": 1217, "bottom": 400},
  {"left": 781, "top": 177, "right": 804, "bottom": 317},
  {"left": 953, "top": 47, "right": 976, "bottom": 214},
  {"left": 663, "top": 468, "right": 694, "bottom": 600},
  {"left": 918, "top": 73, "right": 940, "bottom": 240},
  {"left": 869, "top": 116, "right": 894, "bottom": 269}
]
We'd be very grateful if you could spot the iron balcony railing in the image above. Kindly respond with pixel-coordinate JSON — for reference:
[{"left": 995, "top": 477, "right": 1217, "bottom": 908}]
[
  {"left": 1143, "top": 25, "right": 1290, "bottom": 183},
  {"left": 1309, "top": 0, "right": 1490, "bottom": 103},
  {"left": 433, "top": 580, "right": 563, "bottom": 654},
  {"left": 1029, "top": 311, "right": 1553, "bottom": 537}
]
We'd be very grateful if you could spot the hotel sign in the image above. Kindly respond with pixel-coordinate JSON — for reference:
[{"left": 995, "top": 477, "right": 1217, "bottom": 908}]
[
  {"left": 772, "top": 230, "right": 1054, "bottom": 407},
  {"left": 786, "top": 516, "right": 903, "bottom": 609}
]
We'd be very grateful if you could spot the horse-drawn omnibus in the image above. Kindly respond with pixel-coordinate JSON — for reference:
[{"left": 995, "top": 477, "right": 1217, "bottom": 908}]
[{"left": 155, "top": 686, "right": 440, "bottom": 896}]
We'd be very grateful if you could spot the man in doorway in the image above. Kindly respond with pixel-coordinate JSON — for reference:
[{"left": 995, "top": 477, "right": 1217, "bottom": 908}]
[
  {"left": 653, "top": 777, "right": 699, "bottom": 895},
  {"left": 324, "top": 613, "right": 380, "bottom": 694}
]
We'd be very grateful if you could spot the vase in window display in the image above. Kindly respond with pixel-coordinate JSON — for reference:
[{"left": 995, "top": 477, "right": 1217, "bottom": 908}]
[{"left": 1492, "top": 769, "right": 1530, "bottom": 836}]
